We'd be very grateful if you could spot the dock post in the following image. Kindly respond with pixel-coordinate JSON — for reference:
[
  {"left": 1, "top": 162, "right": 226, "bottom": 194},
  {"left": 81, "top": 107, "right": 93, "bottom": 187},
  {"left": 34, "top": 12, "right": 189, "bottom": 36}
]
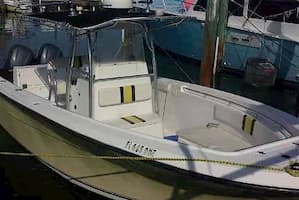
[
  {"left": 215, "top": 0, "right": 228, "bottom": 87},
  {"left": 200, "top": 0, "right": 228, "bottom": 88},
  {"left": 200, "top": 0, "right": 219, "bottom": 87}
]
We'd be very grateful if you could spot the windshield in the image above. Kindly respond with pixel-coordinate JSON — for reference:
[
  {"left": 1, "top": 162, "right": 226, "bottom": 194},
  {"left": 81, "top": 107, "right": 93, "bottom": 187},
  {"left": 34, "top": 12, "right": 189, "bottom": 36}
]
[{"left": 91, "top": 22, "right": 146, "bottom": 64}]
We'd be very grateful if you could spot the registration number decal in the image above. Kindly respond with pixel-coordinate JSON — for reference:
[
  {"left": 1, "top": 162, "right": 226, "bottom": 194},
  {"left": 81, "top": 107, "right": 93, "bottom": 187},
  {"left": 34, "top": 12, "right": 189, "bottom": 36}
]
[{"left": 125, "top": 141, "right": 157, "bottom": 157}]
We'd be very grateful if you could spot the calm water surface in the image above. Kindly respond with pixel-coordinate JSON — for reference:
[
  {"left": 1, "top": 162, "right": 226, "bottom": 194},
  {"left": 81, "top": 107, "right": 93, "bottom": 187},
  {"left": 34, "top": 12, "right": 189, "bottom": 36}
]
[{"left": 0, "top": 13, "right": 298, "bottom": 200}]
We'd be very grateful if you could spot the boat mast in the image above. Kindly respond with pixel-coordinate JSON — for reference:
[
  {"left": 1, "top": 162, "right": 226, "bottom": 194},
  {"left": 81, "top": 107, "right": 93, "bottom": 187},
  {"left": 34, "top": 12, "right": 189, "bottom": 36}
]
[{"left": 200, "top": 0, "right": 228, "bottom": 87}]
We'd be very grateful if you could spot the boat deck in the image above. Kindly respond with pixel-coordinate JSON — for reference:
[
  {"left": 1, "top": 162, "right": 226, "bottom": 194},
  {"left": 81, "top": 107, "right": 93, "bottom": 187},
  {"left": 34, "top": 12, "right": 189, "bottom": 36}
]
[{"left": 177, "top": 121, "right": 252, "bottom": 152}]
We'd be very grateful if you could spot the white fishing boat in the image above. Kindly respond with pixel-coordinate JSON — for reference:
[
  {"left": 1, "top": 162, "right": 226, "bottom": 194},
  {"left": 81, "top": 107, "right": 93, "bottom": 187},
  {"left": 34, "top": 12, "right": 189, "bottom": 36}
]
[{"left": 0, "top": 2, "right": 298, "bottom": 199}]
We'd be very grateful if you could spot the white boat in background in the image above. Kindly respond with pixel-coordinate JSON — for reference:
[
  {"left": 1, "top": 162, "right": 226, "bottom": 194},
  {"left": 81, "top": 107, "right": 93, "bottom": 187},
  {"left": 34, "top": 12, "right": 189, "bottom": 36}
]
[
  {"left": 135, "top": 0, "right": 299, "bottom": 83},
  {"left": 3, "top": 0, "right": 33, "bottom": 13},
  {"left": 0, "top": 1, "right": 298, "bottom": 199}
]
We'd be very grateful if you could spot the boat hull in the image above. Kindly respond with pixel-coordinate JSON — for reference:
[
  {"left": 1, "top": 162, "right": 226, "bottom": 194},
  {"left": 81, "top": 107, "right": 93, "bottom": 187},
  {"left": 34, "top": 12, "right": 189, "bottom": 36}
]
[
  {"left": 152, "top": 20, "right": 299, "bottom": 83},
  {"left": 0, "top": 90, "right": 298, "bottom": 199}
]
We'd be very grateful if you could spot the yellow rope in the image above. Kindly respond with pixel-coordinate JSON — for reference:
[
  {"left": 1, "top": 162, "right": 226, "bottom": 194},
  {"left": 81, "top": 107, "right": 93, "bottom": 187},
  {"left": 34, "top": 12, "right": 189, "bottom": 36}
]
[{"left": 0, "top": 151, "right": 290, "bottom": 173}]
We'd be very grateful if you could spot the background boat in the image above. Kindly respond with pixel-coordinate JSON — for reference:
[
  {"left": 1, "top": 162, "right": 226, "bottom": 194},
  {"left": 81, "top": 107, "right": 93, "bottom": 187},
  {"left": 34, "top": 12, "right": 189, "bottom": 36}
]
[
  {"left": 3, "top": 0, "right": 33, "bottom": 13},
  {"left": 137, "top": 0, "right": 299, "bottom": 84},
  {"left": 2, "top": 0, "right": 102, "bottom": 14}
]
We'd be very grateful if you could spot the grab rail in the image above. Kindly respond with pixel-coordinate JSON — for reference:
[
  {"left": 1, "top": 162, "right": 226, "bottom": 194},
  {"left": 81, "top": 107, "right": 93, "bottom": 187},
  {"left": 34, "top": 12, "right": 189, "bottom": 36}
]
[{"left": 181, "top": 86, "right": 292, "bottom": 137}]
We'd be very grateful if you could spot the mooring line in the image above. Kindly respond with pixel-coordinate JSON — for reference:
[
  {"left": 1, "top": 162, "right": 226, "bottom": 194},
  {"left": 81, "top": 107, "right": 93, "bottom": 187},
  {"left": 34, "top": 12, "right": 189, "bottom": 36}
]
[{"left": 0, "top": 151, "right": 293, "bottom": 174}]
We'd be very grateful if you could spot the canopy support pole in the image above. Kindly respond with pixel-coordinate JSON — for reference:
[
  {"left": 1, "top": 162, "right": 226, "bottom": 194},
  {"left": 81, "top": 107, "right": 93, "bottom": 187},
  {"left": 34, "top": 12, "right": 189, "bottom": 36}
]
[{"left": 87, "top": 32, "right": 94, "bottom": 118}]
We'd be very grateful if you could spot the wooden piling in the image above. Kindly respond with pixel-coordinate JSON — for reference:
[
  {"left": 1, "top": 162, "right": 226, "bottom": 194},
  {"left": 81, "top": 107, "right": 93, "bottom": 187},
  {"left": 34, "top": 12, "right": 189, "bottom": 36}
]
[
  {"left": 216, "top": 0, "right": 228, "bottom": 69},
  {"left": 200, "top": 0, "right": 229, "bottom": 88},
  {"left": 200, "top": 0, "right": 219, "bottom": 87},
  {"left": 214, "top": 0, "right": 229, "bottom": 88}
]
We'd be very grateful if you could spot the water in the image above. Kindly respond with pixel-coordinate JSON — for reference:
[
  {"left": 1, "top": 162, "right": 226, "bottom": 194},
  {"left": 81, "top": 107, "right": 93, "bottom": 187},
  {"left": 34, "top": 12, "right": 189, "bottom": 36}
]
[{"left": 0, "top": 13, "right": 298, "bottom": 200}]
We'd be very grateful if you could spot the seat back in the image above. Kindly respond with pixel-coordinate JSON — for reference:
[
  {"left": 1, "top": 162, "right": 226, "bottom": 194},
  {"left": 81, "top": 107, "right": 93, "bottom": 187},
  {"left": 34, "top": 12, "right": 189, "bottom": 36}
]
[{"left": 93, "top": 61, "right": 153, "bottom": 121}]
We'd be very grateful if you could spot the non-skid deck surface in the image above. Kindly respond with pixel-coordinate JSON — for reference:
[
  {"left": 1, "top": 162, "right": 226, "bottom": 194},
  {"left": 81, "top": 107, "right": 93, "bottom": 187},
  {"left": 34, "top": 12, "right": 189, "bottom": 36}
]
[
  {"left": 177, "top": 122, "right": 252, "bottom": 152},
  {"left": 104, "top": 113, "right": 164, "bottom": 138}
]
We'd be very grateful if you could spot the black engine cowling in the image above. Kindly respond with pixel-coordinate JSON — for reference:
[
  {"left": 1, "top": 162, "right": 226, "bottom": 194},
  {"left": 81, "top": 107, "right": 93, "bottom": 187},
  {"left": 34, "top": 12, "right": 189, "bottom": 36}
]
[
  {"left": 5, "top": 45, "right": 34, "bottom": 68},
  {"left": 38, "top": 43, "right": 63, "bottom": 64}
]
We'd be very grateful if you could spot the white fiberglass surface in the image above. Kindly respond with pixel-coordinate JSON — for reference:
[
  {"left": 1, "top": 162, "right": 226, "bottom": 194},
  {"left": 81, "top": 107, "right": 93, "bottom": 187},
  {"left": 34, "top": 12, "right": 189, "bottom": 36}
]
[{"left": 158, "top": 80, "right": 290, "bottom": 151}]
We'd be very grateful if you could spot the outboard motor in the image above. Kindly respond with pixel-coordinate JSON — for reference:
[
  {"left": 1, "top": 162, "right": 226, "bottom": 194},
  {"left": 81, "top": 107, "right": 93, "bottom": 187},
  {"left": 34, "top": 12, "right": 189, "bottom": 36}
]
[
  {"left": 1, "top": 45, "right": 34, "bottom": 81},
  {"left": 5, "top": 45, "right": 34, "bottom": 68},
  {"left": 38, "top": 43, "right": 63, "bottom": 64}
]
